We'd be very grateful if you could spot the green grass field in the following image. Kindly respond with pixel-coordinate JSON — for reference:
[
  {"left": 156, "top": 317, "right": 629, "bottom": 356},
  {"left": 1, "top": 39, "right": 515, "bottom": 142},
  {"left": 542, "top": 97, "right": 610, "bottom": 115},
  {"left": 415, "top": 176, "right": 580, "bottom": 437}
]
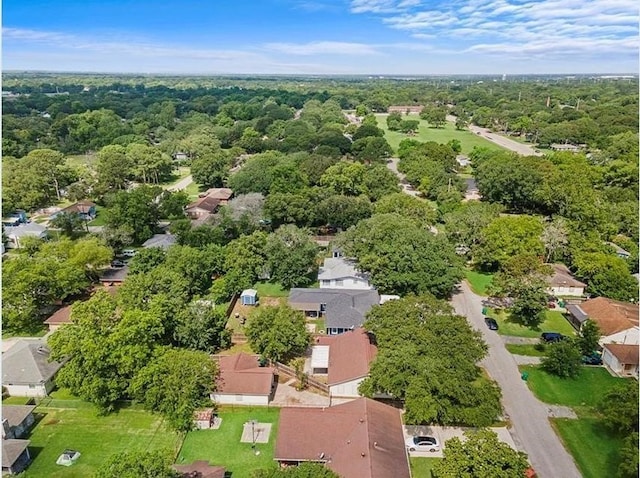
[
  {"left": 375, "top": 113, "right": 504, "bottom": 154},
  {"left": 87, "top": 205, "right": 107, "bottom": 226},
  {"left": 505, "top": 344, "right": 547, "bottom": 357},
  {"left": 519, "top": 366, "right": 627, "bottom": 409},
  {"left": 253, "top": 281, "right": 290, "bottom": 298},
  {"left": 177, "top": 407, "right": 280, "bottom": 477},
  {"left": 184, "top": 181, "right": 201, "bottom": 199},
  {"left": 465, "top": 270, "right": 493, "bottom": 296},
  {"left": 488, "top": 310, "right": 576, "bottom": 338},
  {"left": 552, "top": 418, "right": 624, "bottom": 478},
  {"left": 22, "top": 406, "right": 182, "bottom": 477},
  {"left": 410, "top": 457, "right": 441, "bottom": 478}
]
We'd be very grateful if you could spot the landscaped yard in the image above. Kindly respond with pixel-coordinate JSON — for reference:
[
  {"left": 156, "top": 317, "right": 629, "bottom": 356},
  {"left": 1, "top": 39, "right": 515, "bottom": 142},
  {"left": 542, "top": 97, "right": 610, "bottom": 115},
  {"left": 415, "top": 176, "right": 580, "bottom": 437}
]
[
  {"left": 465, "top": 269, "right": 493, "bottom": 296},
  {"left": 519, "top": 366, "right": 631, "bottom": 478},
  {"left": 552, "top": 418, "right": 624, "bottom": 478},
  {"left": 487, "top": 309, "right": 576, "bottom": 338},
  {"left": 376, "top": 113, "right": 504, "bottom": 154},
  {"left": 253, "top": 281, "right": 290, "bottom": 298},
  {"left": 505, "top": 344, "right": 547, "bottom": 357},
  {"left": 21, "top": 404, "right": 182, "bottom": 477},
  {"left": 87, "top": 205, "right": 107, "bottom": 226},
  {"left": 176, "top": 407, "right": 280, "bottom": 476},
  {"left": 410, "top": 457, "right": 441, "bottom": 478},
  {"left": 519, "top": 365, "right": 627, "bottom": 409}
]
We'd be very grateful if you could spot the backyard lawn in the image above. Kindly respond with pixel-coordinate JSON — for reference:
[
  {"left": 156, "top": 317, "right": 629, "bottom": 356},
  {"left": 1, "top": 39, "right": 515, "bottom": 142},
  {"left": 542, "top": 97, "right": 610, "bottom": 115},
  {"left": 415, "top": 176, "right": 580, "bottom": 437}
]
[
  {"left": 465, "top": 270, "right": 493, "bottom": 296},
  {"left": 184, "top": 181, "right": 201, "bottom": 199},
  {"left": 21, "top": 405, "right": 181, "bottom": 477},
  {"left": 87, "top": 205, "right": 107, "bottom": 226},
  {"left": 505, "top": 344, "right": 547, "bottom": 357},
  {"left": 410, "top": 457, "right": 441, "bottom": 478},
  {"left": 376, "top": 114, "right": 504, "bottom": 154},
  {"left": 487, "top": 309, "right": 576, "bottom": 338},
  {"left": 253, "top": 281, "right": 290, "bottom": 298},
  {"left": 176, "top": 407, "right": 280, "bottom": 477}
]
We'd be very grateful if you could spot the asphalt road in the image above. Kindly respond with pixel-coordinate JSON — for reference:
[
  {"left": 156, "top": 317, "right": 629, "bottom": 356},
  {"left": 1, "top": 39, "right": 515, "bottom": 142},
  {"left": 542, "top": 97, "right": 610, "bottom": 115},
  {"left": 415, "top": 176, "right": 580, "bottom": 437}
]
[
  {"left": 167, "top": 174, "right": 193, "bottom": 192},
  {"left": 385, "top": 158, "right": 420, "bottom": 197},
  {"left": 451, "top": 282, "right": 582, "bottom": 478}
]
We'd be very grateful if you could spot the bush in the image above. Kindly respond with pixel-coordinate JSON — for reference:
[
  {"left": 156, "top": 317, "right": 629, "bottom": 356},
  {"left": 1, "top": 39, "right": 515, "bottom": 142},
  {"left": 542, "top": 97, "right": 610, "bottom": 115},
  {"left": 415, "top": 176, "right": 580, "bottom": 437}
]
[{"left": 541, "top": 339, "right": 582, "bottom": 378}]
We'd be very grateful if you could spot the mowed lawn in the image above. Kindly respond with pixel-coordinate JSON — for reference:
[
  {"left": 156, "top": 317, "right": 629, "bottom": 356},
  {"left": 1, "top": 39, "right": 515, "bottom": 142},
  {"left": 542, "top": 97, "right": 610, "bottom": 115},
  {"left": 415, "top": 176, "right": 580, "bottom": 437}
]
[
  {"left": 505, "top": 344, "right": 547, "bottom": 357},
  {"left": 410, "top": 457, "right": 441, "bottom": 478},
  {"left": 253, "top": 281, "right": 290, "bottom": 298},
  {"left": 488, "top": 310, "right": 576, "bottom": 338},
  {"left": 177, "top": 407, "right": 280, "bottom": 477},
  {"left": 375, "top": 113, "right": 504, "bottom": 154},
  {"left": 520, "top": 366, "right": 631, "bottom": 478},
  {"left": 519, "top": 366, "right": 627, "bottom": 409},
  {"left": 465, "top": 270, "right": 493, "bottom": 296},
  {"left": 22, "top": 406, "right": 182, "bottom": 478}
]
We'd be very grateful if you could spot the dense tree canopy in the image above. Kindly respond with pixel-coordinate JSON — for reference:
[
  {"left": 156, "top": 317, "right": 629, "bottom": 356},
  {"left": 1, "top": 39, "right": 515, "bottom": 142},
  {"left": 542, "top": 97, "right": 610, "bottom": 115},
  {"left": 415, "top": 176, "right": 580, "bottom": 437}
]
[{"left": 245, "top": 305, "right": 310, "bottom": 363}]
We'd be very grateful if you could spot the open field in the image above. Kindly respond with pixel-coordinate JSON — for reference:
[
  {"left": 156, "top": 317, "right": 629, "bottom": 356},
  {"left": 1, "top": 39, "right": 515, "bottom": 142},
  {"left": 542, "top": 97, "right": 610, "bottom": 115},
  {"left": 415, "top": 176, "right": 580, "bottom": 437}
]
[
  {"left": 176, "top": 407, "right": 280, "bottom": 477},
  {"left": 21, "top": 404, "right": 181, "bottom": 477},
  {"left": 487, "top": 310, "right": 576, "bottom": 338},
  {"left": 375, "top": 113, "right": 504, "bottom": 154}
]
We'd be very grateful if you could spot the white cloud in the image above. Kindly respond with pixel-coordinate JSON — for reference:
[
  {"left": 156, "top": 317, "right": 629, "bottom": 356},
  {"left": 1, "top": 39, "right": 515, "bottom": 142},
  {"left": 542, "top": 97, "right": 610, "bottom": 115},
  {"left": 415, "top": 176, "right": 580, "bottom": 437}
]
[{"left": 263, "top": 41, "right": 380, "bottom": 55}]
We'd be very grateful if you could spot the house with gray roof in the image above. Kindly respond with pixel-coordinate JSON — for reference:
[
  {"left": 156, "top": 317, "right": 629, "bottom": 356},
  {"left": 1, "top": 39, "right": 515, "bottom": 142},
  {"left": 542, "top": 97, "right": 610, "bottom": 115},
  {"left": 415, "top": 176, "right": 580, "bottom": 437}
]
[
  {"left": 289, "top": 288, "right": 380, "bottom": 335},
  {"left": 2, "top": 405, "right": 36, "bottom": 439},
  {"left": 318, "top": 256, "right": 372, "bottom": 290},
  {"left": 2, "top": 439, "right": 31, "bottom": 475},
  {"left": 142, "top": 233, "right": 177, "bottom": 250},
  {"left": 4, "top": 223, "right": 47, "bottom": 249},
  {"left": 2, "top": 339, "right": 64, "bottom": 397}
]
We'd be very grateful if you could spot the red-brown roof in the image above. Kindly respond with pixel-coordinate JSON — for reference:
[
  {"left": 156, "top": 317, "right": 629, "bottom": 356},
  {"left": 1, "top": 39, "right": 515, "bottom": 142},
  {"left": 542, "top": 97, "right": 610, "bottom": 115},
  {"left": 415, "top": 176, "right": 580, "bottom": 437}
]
[
  {"left": 275, "top": 398, "right": 410, "bottom": 478},
  {"left": 603, "top": 343, "right": 639, "bottom": 365},
  {"left": 316, "top": 328, "right": 377, "bottom": 386},
  {"left": 548, "top": 264, "right": 586, "bottom": 288},
  {"left": 201, "top": 188, "right": 233, "bottom": 200},
  {"left": 215, "top": 353, "right": 275, "bottom": 396},
  {"left": 581, "top": 297, "right": 639, "bottom": 336},
  {"left": 44, "top": 305, "right": 72, "bottom": 325},
  {"left": 186, "top": 196, "right": 220, "bottom": 213},
  {"left": 172, "top": 461, "right": 226, "bottom": 478}
]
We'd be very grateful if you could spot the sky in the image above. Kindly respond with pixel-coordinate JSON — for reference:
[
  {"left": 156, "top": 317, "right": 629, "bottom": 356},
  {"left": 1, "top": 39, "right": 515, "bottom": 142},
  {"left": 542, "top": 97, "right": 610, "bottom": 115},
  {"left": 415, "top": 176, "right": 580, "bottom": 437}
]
[{"left": 2, "top": 0, "right": 638, "bottom": 75}]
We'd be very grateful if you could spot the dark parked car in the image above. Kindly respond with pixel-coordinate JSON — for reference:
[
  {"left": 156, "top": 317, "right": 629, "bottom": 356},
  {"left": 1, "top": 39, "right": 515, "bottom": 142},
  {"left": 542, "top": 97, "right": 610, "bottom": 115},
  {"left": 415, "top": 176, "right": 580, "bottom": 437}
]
[
  {"left": 582, "top": 353, "right": 603, "bottom": 365},
  {"left": 111, "top": 260, "right": 127, "bottom": 268},
  {"left": 541, "top": 332, "right": 566, "bottom": 343},
  {"left": 484, "top": 317, "right": 499, "bottom": 330}
]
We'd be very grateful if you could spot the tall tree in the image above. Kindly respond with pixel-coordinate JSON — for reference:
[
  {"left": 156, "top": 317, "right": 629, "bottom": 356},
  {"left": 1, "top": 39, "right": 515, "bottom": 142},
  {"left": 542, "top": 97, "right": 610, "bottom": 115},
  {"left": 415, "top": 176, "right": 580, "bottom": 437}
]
[
  {"left": 264, "top": 225, "right": 318, "bottom": 289},
  {"left": 245, "top": 305, "right": 310, "bottom": 363},
  {"left": 95, "top": 450, "right": 179, "bottom": 478}
]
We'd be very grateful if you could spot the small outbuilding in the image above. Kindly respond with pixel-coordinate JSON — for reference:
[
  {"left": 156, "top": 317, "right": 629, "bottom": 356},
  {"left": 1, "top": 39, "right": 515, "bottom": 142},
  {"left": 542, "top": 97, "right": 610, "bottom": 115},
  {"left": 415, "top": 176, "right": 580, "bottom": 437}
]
[
  {"left": 240, "top": 289, "right": 258, "bottom": 306},
  {"left": 2, "top": 439, "right": 31, "bottom": 475}
]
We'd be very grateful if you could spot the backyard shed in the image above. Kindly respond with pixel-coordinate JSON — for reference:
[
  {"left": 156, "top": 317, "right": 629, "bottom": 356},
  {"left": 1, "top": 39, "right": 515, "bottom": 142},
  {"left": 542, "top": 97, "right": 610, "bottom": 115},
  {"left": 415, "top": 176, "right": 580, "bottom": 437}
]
[{"left": 240, "top": 289, "right": 258, "bottom": 306}]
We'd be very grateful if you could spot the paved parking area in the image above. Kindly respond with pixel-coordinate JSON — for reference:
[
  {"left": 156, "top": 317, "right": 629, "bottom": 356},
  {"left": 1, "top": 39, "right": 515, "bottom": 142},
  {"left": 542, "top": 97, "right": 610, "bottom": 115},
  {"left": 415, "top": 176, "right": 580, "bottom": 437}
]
[{"left": 403, "top": 425, "right": 517, "bottom": 458}]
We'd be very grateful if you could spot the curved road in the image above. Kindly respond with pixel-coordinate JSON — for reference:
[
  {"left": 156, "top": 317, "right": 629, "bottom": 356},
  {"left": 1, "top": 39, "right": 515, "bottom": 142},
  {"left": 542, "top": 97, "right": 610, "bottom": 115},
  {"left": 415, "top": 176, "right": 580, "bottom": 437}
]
[{"left": 451, "top": 282, "right": 581, "bottom": 478}]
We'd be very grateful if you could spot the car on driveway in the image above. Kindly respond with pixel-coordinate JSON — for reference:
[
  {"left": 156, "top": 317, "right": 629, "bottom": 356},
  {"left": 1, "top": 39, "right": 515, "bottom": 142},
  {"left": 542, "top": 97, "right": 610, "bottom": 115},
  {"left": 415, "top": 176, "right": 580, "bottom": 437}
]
[
  {"left": 541, "top": 332, "right": 566, "bottom": 343},
  {"left": 582, "top": 353, "right": 603, "bottom": 365},
  {"left": 110, "top": 260, "right": 127, "bottom": 268},
  {"left": 405, "top": 435, "right": 440, "bottom": 452},
  {"left": 484, "top": 317, "right": 499, "bottom": 330}
]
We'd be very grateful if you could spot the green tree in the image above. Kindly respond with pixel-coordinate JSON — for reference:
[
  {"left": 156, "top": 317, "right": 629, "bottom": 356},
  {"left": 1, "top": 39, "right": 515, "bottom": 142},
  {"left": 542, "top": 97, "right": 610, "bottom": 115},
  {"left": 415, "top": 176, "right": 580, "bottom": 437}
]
[
  {"left": 432, "top": 429, "right": 529, "bottom": 478},
  {"left": 420, "top": 106, "right": 447, "bottom": 128},
  {"left": 224, "top": 231, "right": 268, "bottom": 295},
  {"left": 374, "top": 193, "right": 437, "bottom": 227},
  {"left": 252, "top": 463, "right": 339, "bottom": 478},
  {"left": 128, "top": 247, "right": 167, "bottom": 274},
  {"left": 104, "top": 185, "right": 161, "bottom": 244},
  {"left": 158, "top": 190, "right": 190, "bottom": 219},
  {"left": 338, "top": 213, "right": 463, "bottom": 297},
  {"left": 599, "top": 381, "right": 639, "bottom": 435},
  {"left": 617, "top": 433, "right": 639, "bottom": 478},
  {"left": 174, "top": 302, "right": 231, "bottom": 353},
  {"left": 351, "top": 136, "right": 393, "bottom": 164},
  {"left": 245, "top": 305, "right": 310, "bottom": 363},
  {"left": 443, "top": 202, "right": 503, "bottom": 251},
  {"left": 130, "top": 347, "right": 216, "bottom": 431},
  {"left": 315, "top": 194, "right": 373, "bottom": 230},
  {"left": 573, "top": 252, "right": 637, "bottom": 302},
  {"left": 510, "top": 283, "right": 548, "bottom": 328},
  {"left": 540, "top": 339, "right": 582, "bottom": 378},
  {"left": 95, "top": 449, "right": 179, "bottom": 478},
  {"left": 96, "top": 144, "right": 132, "bottom": 192},
  {"left": 577, "top": 320, "right": 601, "bottom": 356},
  {"left": 386, "top": 111, "right": 403, "bottom": 130},
  {"left": 191, "top": 149, "right": 231, "bottom": 188},
  {"left": 49, "top": 212, "right": 87, "bottom": 237},
  {"left": 264, "top": 225, "right": 318, "bottom": 289}
]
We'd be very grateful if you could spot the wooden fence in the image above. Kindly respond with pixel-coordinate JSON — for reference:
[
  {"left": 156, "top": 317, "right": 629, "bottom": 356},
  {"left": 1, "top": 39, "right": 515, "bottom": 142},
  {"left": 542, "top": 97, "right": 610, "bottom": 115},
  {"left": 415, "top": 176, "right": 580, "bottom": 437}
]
[{"left": 274, "top": 361, "right": 329, "bottom": 395}]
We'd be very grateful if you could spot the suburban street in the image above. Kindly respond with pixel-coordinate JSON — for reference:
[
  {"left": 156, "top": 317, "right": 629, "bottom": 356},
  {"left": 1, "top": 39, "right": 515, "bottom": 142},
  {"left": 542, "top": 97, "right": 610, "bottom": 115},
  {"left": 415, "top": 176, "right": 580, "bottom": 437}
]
[
  {"left": 446, "top": 115, "right": 543, "bottom": 156},
  {"left": 451, "top": 282, "right": 582, "bottom": 478},
  {"left": 385, "top": 157, "right": 420, "bottom": 197},
  {"left": 167, "top": 174, "right": 194, "bottom": 192}
]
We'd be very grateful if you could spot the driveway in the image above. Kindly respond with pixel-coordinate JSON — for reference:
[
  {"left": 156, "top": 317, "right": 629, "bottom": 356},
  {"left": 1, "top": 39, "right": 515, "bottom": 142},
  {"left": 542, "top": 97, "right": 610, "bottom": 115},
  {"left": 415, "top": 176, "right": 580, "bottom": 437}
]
[
  {"left": 167, "top": 174, "right": 193, "bottom": 192},
  {"left": 386, "top": 158, "right": 420, "bottom": 198},
  {"left": 451, "top": 282, "right": 581, "bottom": 478},
  {"left": 403, "top": 425, "right": 517, "bottom": 458}
]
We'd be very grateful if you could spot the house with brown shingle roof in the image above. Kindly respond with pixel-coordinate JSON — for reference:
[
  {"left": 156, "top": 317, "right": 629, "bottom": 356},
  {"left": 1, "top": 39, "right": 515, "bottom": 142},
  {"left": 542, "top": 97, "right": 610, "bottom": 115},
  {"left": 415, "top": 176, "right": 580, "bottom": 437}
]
[
  {"left": 547, "top": 264, "right": 586, "bottom": 297},
  {"left": 198, "top": 188, "right": 233, "bottom": 204},
  {"left": 172, "top": 461, "right": 226, "bottom": 478},
  {"left": 211, "top": 353, "right": 276, "bottom": 406},
  {"left": 274, "top": 397, "right": 410, "bottom": 478},
  {"left": 577, "top": 297, "right": 639, "bottom": 345},
  {"left": 312, "top": 328, "right": 377, "bottom": 398},
  {"left": 44, "top": 305, "right": 73, "bottom": 332},
  {"left": 185, "top": 196, "right": 221, "bottom": 220},
  {"left": 601, "top": 343, "right": 639, "bottom": 378}
]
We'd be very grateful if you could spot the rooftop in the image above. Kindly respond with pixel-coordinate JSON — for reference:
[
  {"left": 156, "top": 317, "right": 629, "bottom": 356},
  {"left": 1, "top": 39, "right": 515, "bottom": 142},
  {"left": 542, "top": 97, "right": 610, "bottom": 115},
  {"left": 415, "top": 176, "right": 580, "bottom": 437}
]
[
  {"left": 2, "top": 339, "right": 64, "bottom": 385},
  {"left": 142, "top": 233, "right": 177, "bottom": 249},
  {"left": 548, "top": 264, "right": 586, "bottom": 288},
  {"left": 2, "top": 439, "right": 30, "bottom": 468},
  {"left": 580, "top": 297, "right": 639, "bottom": 336},
  {"left": 603, "top": 343, "right": 639, "bottom": 365},
  {"left": 274, "top": 398, "right": 410, "bottom": 478},
  {"left": 215, "top": 353, "right": 274, "bottom": 396},
  {"left": 316, "top": 328, "right": 377, "bottom": 385},
  {"left": 44, "top": 305, "right": 73, "bottom": 326},
  {"left": 186, "top": 196, "right": 221, "bottom": 213},
  {"left": 4, "top": 222, "right": 47, "bottom": 238},
  {"left": 2, "top": 405, "right": 36, "bottom": 428},
  {"left": 318, "top": 257, "right": 370, "bottom": 284}
]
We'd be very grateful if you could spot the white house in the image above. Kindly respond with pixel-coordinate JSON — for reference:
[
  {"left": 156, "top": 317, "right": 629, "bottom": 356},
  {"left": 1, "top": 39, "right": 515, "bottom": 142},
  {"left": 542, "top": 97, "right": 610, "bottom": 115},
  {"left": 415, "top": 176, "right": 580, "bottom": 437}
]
[
  {"left": 318, "top": 255, "right": 372, "bottom": 290},
  {"left": 547, "top": 264, "right": 586, "bottom": 297},
  {"left": 2, "top": 340, "right": 64, "bottom": 397},
  {"left": 211, "top": 353, "right": 276, "bottom": 406},
  {"left": 312, "top": 328, "right": 377, "bottom": 398},
  {"left": 601, "top": 344, "right": 639, "bottom": 378}
]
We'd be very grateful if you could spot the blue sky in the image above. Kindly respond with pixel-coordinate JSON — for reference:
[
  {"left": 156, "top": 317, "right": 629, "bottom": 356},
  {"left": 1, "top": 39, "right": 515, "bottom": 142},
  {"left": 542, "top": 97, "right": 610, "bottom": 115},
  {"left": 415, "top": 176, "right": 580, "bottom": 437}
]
[{"left": 2, "top": 0, "right": 638, "bottom": 74}]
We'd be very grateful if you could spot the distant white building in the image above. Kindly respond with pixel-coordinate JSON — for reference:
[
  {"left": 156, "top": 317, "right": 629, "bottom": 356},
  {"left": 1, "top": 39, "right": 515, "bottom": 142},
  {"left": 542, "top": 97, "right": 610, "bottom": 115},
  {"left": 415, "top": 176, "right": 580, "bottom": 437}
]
[{"left": 318, "top": 253, "right": 372, "bottom": 290}]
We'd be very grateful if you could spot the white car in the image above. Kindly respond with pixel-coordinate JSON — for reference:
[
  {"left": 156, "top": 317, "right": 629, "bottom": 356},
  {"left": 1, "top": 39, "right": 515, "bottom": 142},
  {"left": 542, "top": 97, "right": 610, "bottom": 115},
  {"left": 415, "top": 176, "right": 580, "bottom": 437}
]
[
  {"left": 121, "top": 249, "right": 137, "bottom": 257},
  {"left": 405, "top": 435, "right": 440, "bottom": 452}
]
